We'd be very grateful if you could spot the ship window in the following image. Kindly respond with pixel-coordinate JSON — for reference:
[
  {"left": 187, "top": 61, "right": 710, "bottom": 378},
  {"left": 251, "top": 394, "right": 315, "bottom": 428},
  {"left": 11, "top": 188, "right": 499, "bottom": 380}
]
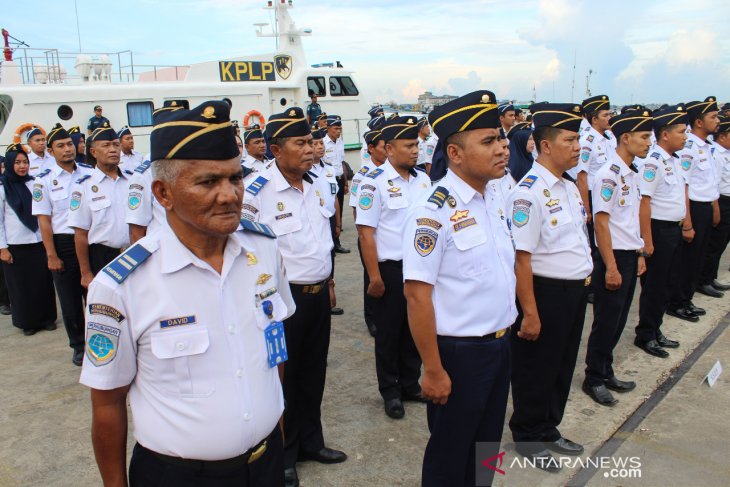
[
  {"left": 307, "top": 77, "right": 326, "bottom": 97},
  {"left": 329, "top": 76, "right": 359, "bottom": 97},
  {"left": 57, "top": 105, "right": 73, "bottom": 121},
  {"left": 127, "top": 102, "right": 154, "bottom": 127}
]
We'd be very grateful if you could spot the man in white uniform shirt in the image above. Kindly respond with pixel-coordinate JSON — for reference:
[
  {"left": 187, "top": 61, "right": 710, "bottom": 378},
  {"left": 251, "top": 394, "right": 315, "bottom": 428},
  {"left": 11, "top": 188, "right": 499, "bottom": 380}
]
[
  {"left": 33, "top": 123, "right": 93, "bottom": 366},
  {"left": 584, "top": 110, "right": 652, "bottom": 407},
  {"left": 80, "top": 100, "right": 292, "bottom": 486},
  {"left": 404, "top": 90, "right": 515, "bottom": 487},
  {"left": 242, "top": 125, "right": 272, "bottom": 175},
  {"left": 26, "top": 127, "right": 56, "bottom": 177},
  {"left": 668, "top": 97, "right": 721, "bottom": 316},
  {"left": 635, "top": 105, "right": 689, "bottom": 357},
  {"left": 117, "top": 126, "right": 144, "bottom": 173},
  {"left": 241, "top": 107, "right": 346, "bottom": 487},
  {"left": 416, "top": 117, "right": 436, "bottom": 174},
  {"left": 323, "top": 115, "right": 350, "bottom": 253},
  {"left": 356, "top": 115, "right": 432, "bottom": 420},
  {"left": 507, "top": 103, "right": 593, "bottom": 470}
]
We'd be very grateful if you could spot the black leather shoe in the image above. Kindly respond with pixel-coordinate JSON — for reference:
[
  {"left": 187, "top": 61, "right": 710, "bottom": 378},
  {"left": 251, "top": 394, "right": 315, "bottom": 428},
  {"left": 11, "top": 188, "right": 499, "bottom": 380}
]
[
  {"left": 656, "top": 334, "right": 680, "bottom": 348},
  {"left": 44, "top": 322, "right": 57, "bottom": 331},
  {"left": 582, "top": 381, "right": 618, "bottom": 406},
  {"left": 521, "top": 450, "right": 562, "bottom": 472},
  {"left": 72, "top": 350, "right": 84, "bottom": 367},
  {"left": 403, "top": 391, "right": 429, "bottom": 403},
  {"left": 334, "top": 246, "right": 351, "bottom": 254},
  {"left": 284, "top": 467, "right": 299, "bottom": 487},
  {"left": 604, "top": 376, "right": 636, "bottom": 392},
  {"left": 687, "top": 302, "right": 706, "bottom": 316},
  {"left": 366, "top": 321, "right": 377, "bottom": 338},
  {"left": 23, "top": 329, "right": 37, "bottom": 336},
  {"left": 712, "top": 280, "right": 730, "bottom": 291},
  {"left": 0, "top": 304, "right": 10, "bottom": 315},
  {"left": 544, "top": 437, "right": 584, "bottom": 456},
  {"left": 667, "top": 307, "right": 699, "bottom": 322},
  {"left": 330, "top": 307, "right": 344, "bottom": 315},
  {"left": 384, "top": 398, "right": 405, "bottom": 419},
  {"left": 300, "top": 447, "right": 347, "bottom": 464},
  {"left": 634, "top": 338, "right": 669, "bottom": 358},
  {"left": 697, "top": 284, "right": 724, "bottom": 298}
]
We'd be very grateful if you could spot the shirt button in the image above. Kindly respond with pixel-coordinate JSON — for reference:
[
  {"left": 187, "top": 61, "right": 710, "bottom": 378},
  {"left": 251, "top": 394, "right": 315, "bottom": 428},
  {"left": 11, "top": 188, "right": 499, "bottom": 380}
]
[
  {"left": 243, "top": 412, "right": 252, "bottom": 421},
  {"left": 176, "top": 342, "right": 185, "bottom": 351},
  {"left": 228, "top": 325, "right": 235, "bottom": 334},
  {"left": 236, "top": 369, "right": 244, "bottom": 377}
]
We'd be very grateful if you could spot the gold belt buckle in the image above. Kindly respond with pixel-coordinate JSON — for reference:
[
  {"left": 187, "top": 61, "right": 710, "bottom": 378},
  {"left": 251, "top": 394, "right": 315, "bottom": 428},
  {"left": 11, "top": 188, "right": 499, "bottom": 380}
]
[
  {"left": 248, "top": 441, "right": 267, "bottom": 464},
  {"left": 495, "top": 328, "right": 507, "bottom": 339},
  {"left": 585, "top": 276, "right": 592, "bottom": 287}
]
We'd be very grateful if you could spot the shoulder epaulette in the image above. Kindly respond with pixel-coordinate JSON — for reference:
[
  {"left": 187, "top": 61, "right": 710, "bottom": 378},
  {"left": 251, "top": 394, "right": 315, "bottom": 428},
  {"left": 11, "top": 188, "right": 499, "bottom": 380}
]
[
  {"left": 650, "top": 152, "right": 660, "bottom": 160},
  {"left": 36, "top": 169, "right": 51, "bottom": 179},
  {"left": 519, "top": 175, "right": 538, "bottom": 188},
  {"left": 357, "top": 166, "right": 369, "bottom": 175},
  {"left": 76, "top": 174, "right": 92, "bottom": 184},
  {"left": 415, "top": 166, "right": 426, "bottom": 173},
  {"left": 78, "top": 162, "right": 93, "bottom": 169},
  {"left": 134, "top": 160, "right": 152, "bottom": 173},
  {"left": 366, "top": 168, "right": 384, "bottom": 179},
  {"left": 239, "top": 218, "right": 276, "bottom": 238},
  {"left": 426, "top": 186, "right": 449, "bottom": 208},
  {"left": 123, "top": 169, "right": 134, "bottom": 176},
  {"left": 102, "top": 244, "right": 152, "bottom": 284},
  {"left": 245, "top": 175, "right": 269, "bottom": 196},
  {"left": 609, "top": 164, "right": 620, "bottom": 174}
]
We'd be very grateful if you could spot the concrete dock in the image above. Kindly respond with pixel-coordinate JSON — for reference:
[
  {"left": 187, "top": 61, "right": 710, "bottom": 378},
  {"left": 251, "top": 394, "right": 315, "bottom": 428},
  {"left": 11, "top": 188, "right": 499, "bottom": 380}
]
[{"left": 1, "top": 198, "right": 729, "bottom": 487}]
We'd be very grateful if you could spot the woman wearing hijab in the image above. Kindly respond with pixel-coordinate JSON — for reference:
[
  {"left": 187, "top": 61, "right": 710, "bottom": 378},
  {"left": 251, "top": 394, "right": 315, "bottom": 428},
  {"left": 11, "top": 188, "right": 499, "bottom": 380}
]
[
  {"left": 68, "top": 126, "right": 87, "bottom": 164},
  {"left": 507, "top": 122, "right": 535, "bottom": 184},
  {"left": 0, "top": 144, "right": 57, "bottom": 335}
]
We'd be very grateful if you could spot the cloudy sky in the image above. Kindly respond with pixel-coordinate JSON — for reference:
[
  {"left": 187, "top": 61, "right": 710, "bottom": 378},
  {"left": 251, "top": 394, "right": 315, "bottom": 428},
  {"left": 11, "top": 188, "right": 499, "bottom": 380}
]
[{"left": 4, "top": 0, "right": 729, "bottom": 105}]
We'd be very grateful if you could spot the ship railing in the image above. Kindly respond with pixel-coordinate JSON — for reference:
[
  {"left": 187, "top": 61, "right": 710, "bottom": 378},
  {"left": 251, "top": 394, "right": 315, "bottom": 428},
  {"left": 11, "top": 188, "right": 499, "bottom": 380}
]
[{"left": 5, "top": 47, "right": 188, "bottom": 84}]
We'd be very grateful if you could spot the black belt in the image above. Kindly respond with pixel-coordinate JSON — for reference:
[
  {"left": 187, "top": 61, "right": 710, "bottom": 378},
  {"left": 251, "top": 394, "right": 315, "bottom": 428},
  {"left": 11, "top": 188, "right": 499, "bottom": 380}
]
[
  {"left": 534, "top": 275, "right": 591, "bottom": 288},
  {"left": 689, "top": 200, "right": 713, "bottom": 206},
  {"left": 720, "top": 195, "right": 730, "bottom": 201},
  {"left": 89, "top": 243, "right": 122, "bottom": 253},
  {"left": 438, "top": 327, "right": 510, "bottom": 342},
  {"left": 140, "top": 428, "right": 273, "bottom": 472},
  {"left": 652, "top": 219, "right": 682, "bottom": 227},
  {"left": 379, "top": 259, "right": 403, "bottom": 268},
  {"left": 52, "top": 233, "right": 75, "bottom": 241},
  {"left": 290, "top": 280, "right": 327, "bottom": 294}
]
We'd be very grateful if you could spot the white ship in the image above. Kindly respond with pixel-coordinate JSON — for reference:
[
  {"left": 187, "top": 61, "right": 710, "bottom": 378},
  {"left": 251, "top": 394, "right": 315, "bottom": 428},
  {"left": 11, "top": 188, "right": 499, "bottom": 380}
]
[{"left": 0, "top": 0, "right": 368, "bottom": 154}]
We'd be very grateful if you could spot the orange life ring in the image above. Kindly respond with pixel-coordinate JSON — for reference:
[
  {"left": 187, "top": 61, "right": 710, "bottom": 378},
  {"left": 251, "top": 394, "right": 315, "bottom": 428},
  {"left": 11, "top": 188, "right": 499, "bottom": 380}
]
[
  {"left": 13, "top": 123, "right": 46, "bottom": 144},
  {"left": 243, "top": 110, "right": 265, "bottom": 129}
]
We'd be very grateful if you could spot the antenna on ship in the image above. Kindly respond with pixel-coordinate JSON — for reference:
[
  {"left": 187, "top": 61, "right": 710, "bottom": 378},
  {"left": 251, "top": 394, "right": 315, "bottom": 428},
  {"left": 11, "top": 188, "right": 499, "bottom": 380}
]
[
  {"left": 74, "top": 0, "right": 83, "bottom": 51},
  {"left": 570, "top": 49, "right": 576, "bottom": 102},
  {"left": 585, "top": 69, "right": 593, "bottom": 98},
  {"left": 256, "top": 0, "right": 312, "bottom": 62}
]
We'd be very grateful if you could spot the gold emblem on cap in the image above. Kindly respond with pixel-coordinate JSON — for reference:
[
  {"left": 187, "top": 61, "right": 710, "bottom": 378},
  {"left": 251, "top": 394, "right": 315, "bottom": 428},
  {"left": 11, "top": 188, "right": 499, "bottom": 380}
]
[
  {"left": 602, "top": 96, "right": 607, "bottom": 100},
  {"left": 102, "top": 122, "right": 109, "bottom": 127},
  {"left": 710, "top": 97, "right": 716, "bottom": 102},
  {"left": 678, "top": 106, "right": 683, "bottom": 111},
  {"left": 247, "top": 252, "right": 258, "bottom": 266},
  {"left": 289, "top": 109, "right": 296, "bottom": 117},
  {"left": 573, "top": 106, "right": 581, "bottom": 113},
  {"left": 171, "top": 101, "right": 178, "bottom": 106},
  {"left": 643, "top": 111, "right": 649, "bottom": 116},
  {"left": 407, "top": 118, "right": 414, "bottom": 124},
  {"left": 202, "top": 106, "right": 216, "bottom": 119},
  {"left": 481, "top": 94, "right": 492, "bottom": 103}
]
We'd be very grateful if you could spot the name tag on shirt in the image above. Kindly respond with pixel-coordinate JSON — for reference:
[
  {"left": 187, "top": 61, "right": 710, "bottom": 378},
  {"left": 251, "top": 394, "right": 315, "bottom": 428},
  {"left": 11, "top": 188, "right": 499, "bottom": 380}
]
[
  {"left": 264, "top": 321, "right": 288, "bottom": 367},
  {"left": 330, "top": 183, "right": 337, "bottom": 194}
]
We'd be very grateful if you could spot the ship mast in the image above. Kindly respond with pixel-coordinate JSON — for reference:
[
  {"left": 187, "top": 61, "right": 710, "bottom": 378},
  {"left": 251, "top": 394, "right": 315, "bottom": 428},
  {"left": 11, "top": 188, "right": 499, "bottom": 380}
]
[{"left": 255, "top": 0, "right": 312, "bottom": 64}]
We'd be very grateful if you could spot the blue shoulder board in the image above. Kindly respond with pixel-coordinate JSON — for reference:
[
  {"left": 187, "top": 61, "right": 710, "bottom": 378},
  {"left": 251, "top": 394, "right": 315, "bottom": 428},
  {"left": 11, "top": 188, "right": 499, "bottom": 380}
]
[
  {"left": 123, "top": 169, "right": 134, "bottom": 176},
  {"left": 366, "top": 168, "right": 384, "bottom": 179},
  {"left": 357, "top": 166, "right": 369, "bottom": 175},
  {"left": 239, "top": 218, "right": 276, "bottom": 239},
  {"left": 76, "top": 174, "right": 92, "bottom": 184},
  {"left": 134, "top": 160, "right": 152, "bottom": 173},
  {"left": 427, "top": 186, "right": 449, "bottom": 208},
  {"left": 519, "top": 175, "right": 538, "bottom": 188},
  {"left": 102, "top": 244, "right": 152, "bottom": 284},
  {"left": 78, "top": 162, "right": 93, "bottom": 169},
  {"left": 36, "top": 169, "right": 51, "bottom": 179},
  {"left": 650, "top": 152, "right": 660, "bottom": 159},
  {"left": 245, "top": 175, "right": 269, "bottom": 196},
  {"left": 609, "top": 164, "right": 620, "bottom": 174}
]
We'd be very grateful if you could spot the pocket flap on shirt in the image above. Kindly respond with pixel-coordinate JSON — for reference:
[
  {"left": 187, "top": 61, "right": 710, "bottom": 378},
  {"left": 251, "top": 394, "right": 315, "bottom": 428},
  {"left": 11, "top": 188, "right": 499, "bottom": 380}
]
[{"left": 151, "top": 327, "right": 210, "bottom": 359}]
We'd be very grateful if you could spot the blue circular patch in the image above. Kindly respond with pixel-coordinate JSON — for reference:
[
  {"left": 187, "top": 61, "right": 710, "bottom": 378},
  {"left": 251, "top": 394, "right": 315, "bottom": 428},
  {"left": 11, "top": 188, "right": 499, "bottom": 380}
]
[
  {"left": 359, "top": 194, "right": 373, "bottom": 210},
  {"left": 128, "top": 194, "right": 141, "bottom": 210},
  {"left": 88, "top": 333, "right": 114, "bottom": 361}
]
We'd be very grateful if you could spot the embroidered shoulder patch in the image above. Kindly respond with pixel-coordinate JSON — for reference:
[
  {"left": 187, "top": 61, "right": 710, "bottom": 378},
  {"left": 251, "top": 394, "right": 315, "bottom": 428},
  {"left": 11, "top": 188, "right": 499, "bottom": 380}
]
[
  {"left": 366, "top": 168, "right": 384, "bottom": 179},
  {"left": 511, "top": 199, "right": 532, "bottom": 228},
  {"left": 134, "top": 160, "right": 152, "bottom": 173},
  {"left": 426, "top": 186, "right": 449, "bottom": 208},
  {"left": 36, "top": 169, "right": 51, "bottom": 179},
  {"left": 600, "top": 179, "right": 617, "bottom": 202},
  {"left": 76, "top": 174, "right": 92, "bottom": 184},
  {"left": 609, "top": 164, "right": 620, "bottom": 174},
  {"left": 519, "top": 175, "right": 538, "bottom": 188},
  {"left": 239, "top": 219, "right": 276, "bottom": 238},
  {"left": 86, "top": 322, "right": 120, "bottom": 366},
  {"left": 245, "top": 175, "right": 269, "bottom": 196},
  {"left": 102, "top": 244, "right": 152, "bottom": 284},
  {"left": 643, "top": 163, "right": 658, "bottom": 182},
  {"left": 414, "top": 228, "right": 438, "bottom": 257}
]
